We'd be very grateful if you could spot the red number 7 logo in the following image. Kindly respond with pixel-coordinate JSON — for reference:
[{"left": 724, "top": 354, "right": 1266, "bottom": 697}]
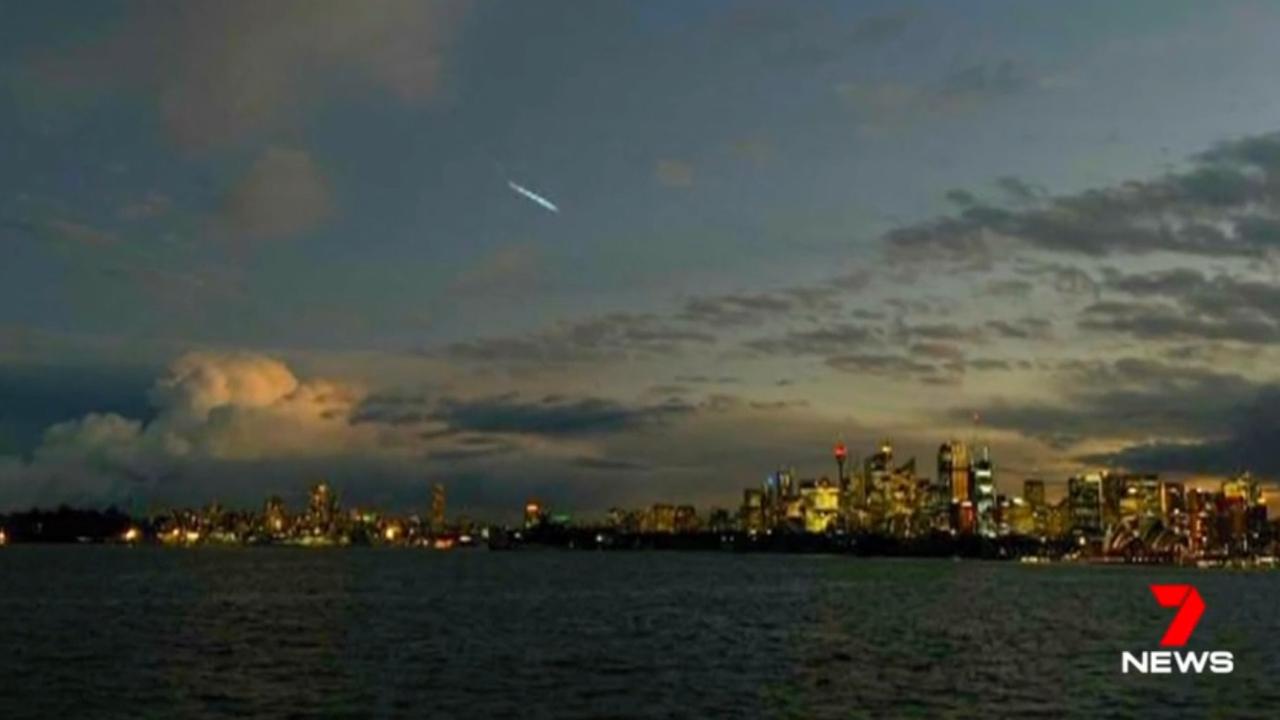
[{"left": 1150, "top": 584, "right": 1205, "bottom": 647}]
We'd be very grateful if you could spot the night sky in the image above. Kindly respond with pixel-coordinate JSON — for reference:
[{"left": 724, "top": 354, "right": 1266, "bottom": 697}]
[{"left": 4, "top": 0, "right": 1280, "bottom": 517}]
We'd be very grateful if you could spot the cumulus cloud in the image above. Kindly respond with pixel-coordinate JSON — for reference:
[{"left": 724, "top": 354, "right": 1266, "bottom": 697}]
[
  {"left": 223, "top": 147, "right": 332, "bottom": 240},
  {"left": 0, "top": 352, "right": 379, "bottom": 507}
]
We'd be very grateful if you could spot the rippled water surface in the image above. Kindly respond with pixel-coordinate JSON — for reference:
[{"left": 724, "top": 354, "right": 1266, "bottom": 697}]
[{"left": 1, "top": 547, "right": 1278, "bottom": 718}]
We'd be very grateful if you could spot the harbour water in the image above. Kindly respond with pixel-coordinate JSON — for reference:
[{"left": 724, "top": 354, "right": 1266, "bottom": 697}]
[{"left": 1, "top": 547, "right": 1276, "bottom": 718}]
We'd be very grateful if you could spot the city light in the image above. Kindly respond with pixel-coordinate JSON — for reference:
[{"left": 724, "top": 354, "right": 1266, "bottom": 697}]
[{"left": 0, "top": 445, "right": 1274, "bottom": 565}]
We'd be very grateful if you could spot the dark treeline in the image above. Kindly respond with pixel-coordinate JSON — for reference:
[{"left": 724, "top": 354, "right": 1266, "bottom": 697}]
[
  {"left": 0, "top": 506, "right": 1074, "bottom": 559},
  {"left": 0, "top": 506, "right": 138, "bottom": 543}
]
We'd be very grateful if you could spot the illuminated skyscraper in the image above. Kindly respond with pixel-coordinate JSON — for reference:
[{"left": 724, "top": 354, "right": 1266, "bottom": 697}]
[
  {"left": 264, "top": 495, "right": 287, "bottom": 535},
  {"left": 1023, "top": 479, "right": 1047, "bottom": 537},
  {"left": 973, "top": 447, "right": 996, "bottom": 537},
  {"left": 801, "top": 477, "right": 841, "bottom": 533},
  {"left": 674, "top": 505, "right": 699, "bottom": 533},
  {"left": 308, "top": 481, "right": 337, "bottom": 531},
  {"left": 937, "top": 441, "right": 972, "bottom": 533},
  {"left": 740, "top": 489, "right": 766, "bottom": 533},
  {"left": 1068, "top": 473, "right": 1103, "bottom": 538},
  {"left": 938, "top": 441, "right": 972, "bottom": 504},
  {"left": 1117, "top": 474, "right": 1160, "bottom": 527},
  {"left": 523, "top": 499, "right": 546, "bottom": 530}
]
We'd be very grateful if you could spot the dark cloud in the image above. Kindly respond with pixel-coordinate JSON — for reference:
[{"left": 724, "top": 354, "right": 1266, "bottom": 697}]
[
  {"left": 966, "top": 358, "right": 1015, "bottom": 372},
  {"left": 356, "top": 389, "right": 697, "bottom": 438},
  {"left": 1026, "top": 262, "right": 1101, "bottom": 298},
  {"left": 570, "top": 456, "right": 649, "bottom": 472},
  {"left": 994, "top": 176, "right": 1045, "bottom": 205},
  {"left": 1087, "top": 268, "right": 1280, "bottom": 344},
  {"left": 887, "top": 132, "right": 1280, "bottom": 266},
  {"left": 747, "top": 399, "right": 810, "bottom": 411},
  {"left": 983, "top": 279, "right": 1034, "bottom": 298},
  {"left": 825, "top": 353, "right": 953, "bottom": 384},
  {"left": 744, "top": 323, "right": 878, "bottom": 356},
  {"left": 1085, "top": 386, "right": 1280, "bottom": 476},
  {"left": 985, "top": 317, "right": 1052, "bottom": 340},
  {"left": 1079, "top": 300, "right": 1279, "bottom": 344},
  {"left": 434, "top": 393, "right": 693, "bottom": 437},
  {"left": 679, "top": 287, "right": 842, "bottom": 327},
  {"left": 957, "top": 358, "right": 1262, "bottom": 448},
  {"left": 673, "top": 375, "right": 739, "bottom": 385},
  {"left": 908, "top": 342, "right": 965, "bottom": 361},
  {"left": 644, "top": 384, "right": 693, "bottom": 398},
  {"left": 442, "top": 313, "right": 716, "bottom": 365},
  {"left": 893, "top": 322, "right": 973, "bottom": 342}
]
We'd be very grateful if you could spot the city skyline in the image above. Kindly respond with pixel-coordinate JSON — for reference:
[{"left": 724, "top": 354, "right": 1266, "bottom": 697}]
[
  {"left": 6, "top": 2, "right": 1280, "bottom": 518},
  {"left": 5, "top": 440, "right": 1275, "bottom": 568}
]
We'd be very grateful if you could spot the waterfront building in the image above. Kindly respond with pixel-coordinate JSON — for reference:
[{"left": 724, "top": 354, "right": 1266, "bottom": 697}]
[
  {"left": 264, "top": 495, "right": 287, "bottom": 536},
  {"left": 740, "top": 489, "right": 766, "bottom": 533},
  {"left": 801, "top": 477, "right": 841, "bottom": 534},
  {"left": 1068, "top": 473, "right": 1103, "bottom": 538},
  {"left": 524, "top": 499, "right": 547, "bottom": 530},
  {"left": 674, "top": 505, "right": 699, "bottom": 533},
  {"left": 973, "top": 447, "right": 996, "bottom": 537},
  {"left": 1117, "top": 474, "right": 1161, "bottom": 528},
  {"left": 648, "top": 503, "right": 676, "bottom": 534},
  {"left": 308, "top": 481, "right": 338, "bottom": 533}
]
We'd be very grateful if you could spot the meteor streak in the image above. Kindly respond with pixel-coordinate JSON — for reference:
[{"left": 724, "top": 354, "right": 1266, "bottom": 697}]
[{"left": 507, "top": 180, "right": 559, "bottom": 213}]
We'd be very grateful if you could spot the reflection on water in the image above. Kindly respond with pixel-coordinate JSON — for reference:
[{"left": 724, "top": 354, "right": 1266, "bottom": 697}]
[{"left": 1, "top": 548, "right": 1277, "bottom": 718}]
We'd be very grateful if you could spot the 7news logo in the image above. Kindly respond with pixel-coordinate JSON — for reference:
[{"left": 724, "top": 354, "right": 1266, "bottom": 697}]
[{"left": 1121, "top": 584, "right": 1233, "bottom": 674}]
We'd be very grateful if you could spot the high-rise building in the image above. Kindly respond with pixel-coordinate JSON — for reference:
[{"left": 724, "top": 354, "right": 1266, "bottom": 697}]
[
  {"left": 973, "top": 447, "right": 996, "bottom": 537},
  {"left": 1117, "top": 474, "right": 1160, "bottom": 527},
  {"left": 264, "top": 495, "right": 287, "bottom": 535},
  {"left": 741, "top": 489, "right": 766, "bottom": 533},
  {"left": 801, "top": 477, "right": 841, "bottom": 533},
  {"left": 674, "top": 505, "right": 699, "bottom": 533},
  {"left": 938, "top": 441, "right": 972, "bottom": 504},
  {"left": 1100, "top": 473, "right": 1124, "bottom": 529},
  {"left": 938, "top": 441, "right": 973, "bottom": 534},
  {"left": 308, "top": 481, "right": 337, "bottom": 531},
  {"left": 1068, "top": 473, "right": 1103, "bottom": 538},
  {"left": 523, "top": 499, "right": 546, "bottom": 530},
  {"left": 1022, "top": 480, "right": 1047, "bottom": 537}
]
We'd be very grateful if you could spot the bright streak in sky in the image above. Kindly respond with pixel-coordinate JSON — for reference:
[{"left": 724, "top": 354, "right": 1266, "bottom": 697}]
[{"left": 507, "top": 180, "right": 560, "bottom": 213}]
